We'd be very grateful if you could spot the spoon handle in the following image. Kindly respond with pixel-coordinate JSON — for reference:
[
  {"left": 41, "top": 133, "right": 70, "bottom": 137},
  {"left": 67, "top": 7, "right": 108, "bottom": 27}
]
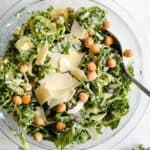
[{"left": 126, "top": 71, "right": 150, "bottom": 97}]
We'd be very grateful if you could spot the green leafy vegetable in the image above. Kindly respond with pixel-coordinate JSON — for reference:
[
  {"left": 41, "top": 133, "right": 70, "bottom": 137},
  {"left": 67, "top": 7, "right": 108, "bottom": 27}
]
[{"left": 0, "top": 6, "right": 133, "bottom": 150}]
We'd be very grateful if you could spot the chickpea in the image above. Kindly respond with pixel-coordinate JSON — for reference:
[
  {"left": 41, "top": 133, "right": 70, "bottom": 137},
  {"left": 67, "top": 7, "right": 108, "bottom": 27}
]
[
  {"left": 19, "top": 64, "right": 29, "bottom": 74},
  {"left": 87, "top": 62, "right": 96, "bottom": 72},
  {"left": 34, "top": 116, "right": 44, "bottom": 126},
  {"left": 33, "top": 132, "right": 43, "bottom": 142},
  {"left": 22, "top": 95, "right": 31, "bottom": 105},
  {"left": 107, "top": 58, "right": 116, "bottom": 68},
  {"left": 104, "top": 36, "right": 114, "bottom": 46},
  {"left": 102, "top": 20, "right": 110, "bottom": 29},
  {"left": 87, "top": 71, "right": 97, "bottom": 81},
  {"left": 90, "top": 44, "right": 100, "bottom": 54},
  {"left": 56, "top": 103, "right": 66, "bottom": 113},
  {"left": 23, "top": 83, "right": 32, "bottom": 91},
  {"left": 123, "top": 49, "right": 133, "bottom": 57},
  {"left": 79, "top": 92, "right": 89, "bottom": 103},
  {"left": 84, "top": 37, "right": 94, "bottom": 48},
  {"left": 12, "top": 96, "right": 22, "bottom": 105},
  {"left": 56, "top": 122, "right": 66, "bottom": 131}
]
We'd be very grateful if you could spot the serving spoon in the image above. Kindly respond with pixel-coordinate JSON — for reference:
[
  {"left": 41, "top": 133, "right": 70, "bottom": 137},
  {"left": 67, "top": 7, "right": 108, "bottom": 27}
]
[{"left": 104, "top": 29, "right": 150, "bottom": 97}]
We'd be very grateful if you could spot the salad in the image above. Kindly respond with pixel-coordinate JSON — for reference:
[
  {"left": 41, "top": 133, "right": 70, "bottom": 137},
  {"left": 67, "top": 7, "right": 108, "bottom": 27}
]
[{"left": 0, "top": 6, "right": 134, "bottom": 150}]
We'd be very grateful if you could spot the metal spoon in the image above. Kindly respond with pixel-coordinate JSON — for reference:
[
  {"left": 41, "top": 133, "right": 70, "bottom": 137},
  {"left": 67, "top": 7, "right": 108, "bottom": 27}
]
[{"left": 104, "top": 29, "right": 150, "bottom": 97}]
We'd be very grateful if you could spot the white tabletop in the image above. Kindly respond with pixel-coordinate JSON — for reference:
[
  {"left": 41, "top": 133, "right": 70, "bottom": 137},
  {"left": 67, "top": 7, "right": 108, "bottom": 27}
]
[{"left": 0, "top": 0, "right": 150, "bottom": 150}]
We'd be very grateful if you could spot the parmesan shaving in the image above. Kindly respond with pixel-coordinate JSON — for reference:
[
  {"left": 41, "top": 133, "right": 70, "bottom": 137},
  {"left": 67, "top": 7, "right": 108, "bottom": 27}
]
[
  {"left": 49, "top": 88, "right": 75, "bottom": 108},
  {"left": 35, "top": 85, "right": 50, "bottom": 104},
  {"left": 49, "top": 51, "right": 84, "bottom": 72},
  {"left": 35, "top": 73, "right": 79, "bottom": 108},
  {"left": 59, "top": 57, "right": 71, "bottom": 72},
  {"left": 35, "top": 41, "right": 49, "bottom": 65},
  {"left": 39, "top": 73, "right": 79, "bottom": 90},
  {"left": 70, "top": 68, "right": 87, "bottom": 81},
  {"left": 71, "top": 21, "right": 87, "bottom": 39}
]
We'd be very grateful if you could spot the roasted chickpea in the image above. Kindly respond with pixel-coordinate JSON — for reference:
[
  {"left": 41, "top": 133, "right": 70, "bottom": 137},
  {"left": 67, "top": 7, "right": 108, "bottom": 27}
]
[
  {"left": 56, "top": 103, "right": 66, "bottom": 113},
  {"left": 23, "top": 83, "right": 32, "bottom": 91},
  {"left": 19, "top": 64, "right": 29, "bottom": 74},
  {"left": 34, "top": 116, "right": 44, "bottom": 126},
  {"left": 12, "top": 96, "right": 22, "bottom": 105},
  {"left": 104, "top": 36, "right": 114, "bottom": 46},
  {"left": 33, "top": 132, "right": 43, "bottom": 142},
  {"left": 123, "top": 49, "right": 133, "bottom": 57},
  {"left": 84, "top": 37, "right": 94, "bottom": 48},
  {"left": 90, "top": 44, "right": 100, "bottom": 54},
  {"left": 107, "top": 58, "right": 116, "bottom": 68},
  {"left": 56, "top": 122, "right": 66, "bottom": 131},
  {"left": 87, "top": 71, "right": 97, "bottom": 81},
  {"left": 102, "top": 20, "right": 110, "bottom": 29},
  {"left": 87, "top": 62, "right": 96, "bottom": 72},
  {"left": 79, "top": 92, "right": 89, "bottom": 103},
  {"left": 22, "top": 95, "right": 31, "bottom": 105}
]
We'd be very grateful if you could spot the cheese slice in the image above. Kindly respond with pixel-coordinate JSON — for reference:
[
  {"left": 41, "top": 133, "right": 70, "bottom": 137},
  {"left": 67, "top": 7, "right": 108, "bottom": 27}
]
[
  {"left": 70, "top": 68, "right": 87, "bottom": 81},
  {"left": 71, "top": 21, "right": 87, "bottom": 39},
  {"left": 35, "top": 73, "right": 79, "bottom": 108},
  {"left": 35, "top": 41, "right": 49, "bottom": 65},
  {"left": 65, "top": 51, "right": 84, "bottom": 68},
  {"left": 35, "top": 85, "right": 50, "bottom": 104},
  {"left": 59, "top": 57, "right": 71, "bottom": 72},
  {"left": 49, "top": 51, "right": 84, "bottom": 72},
  {"left": 39, "top": 72, "right": 79, "bottom": 90},
  {"left": 49, "top": 88, "right": 75, "bottom": 108}
]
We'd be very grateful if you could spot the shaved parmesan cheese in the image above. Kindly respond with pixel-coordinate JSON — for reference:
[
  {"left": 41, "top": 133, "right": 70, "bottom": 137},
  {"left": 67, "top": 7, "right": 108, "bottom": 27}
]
[
  {"left": 49, "top": 88, "right": 75, "bottom": 108},
  {"left": 70, "top": 68, "right": 87, "bottom": 81},
  {"left": 35, "top": 73, "right": 79, "bottom": 108},
  {"left": 49, "top": 51, "right": 84, "bottom": 72},
  {"left": 65, "top": 51, "right": 84, "bottom": 67},
  {"left": 15, "top": 36, "right": 34, "bottom": 51},
  {"left": 68, "top": 102, "right": 84, "bottom": 114},
  {"left": 39, "top": 73, "right": 79, "bottom": 90},
  {"left": 35, "top": 85, "right": 50, "bottom": 104},
  {"left": 86, "top": 127, "right": 98, "bottom": 139},
  {"left": 59, "top": 57, "right": 71, "bottom": 72},
  {"left": 35, "top": 41, "right": 49, "bottom": 65},
  {"left": 71, "top": 21, "right": 87, "bottom": 39},
  {"left": 48, "top": 52, "right": 61, "bottom": 69}
]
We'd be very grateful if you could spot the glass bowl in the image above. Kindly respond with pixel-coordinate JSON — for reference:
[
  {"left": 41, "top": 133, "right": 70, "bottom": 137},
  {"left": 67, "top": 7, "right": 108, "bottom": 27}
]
[{"left": 0, "top": 0, "right": 149, "bottom": 149}]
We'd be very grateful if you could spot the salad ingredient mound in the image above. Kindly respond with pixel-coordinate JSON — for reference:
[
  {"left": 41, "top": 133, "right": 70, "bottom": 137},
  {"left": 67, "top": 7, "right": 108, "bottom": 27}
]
[{"left": 0, "top": 6, "right": 133, "bottom": 150}]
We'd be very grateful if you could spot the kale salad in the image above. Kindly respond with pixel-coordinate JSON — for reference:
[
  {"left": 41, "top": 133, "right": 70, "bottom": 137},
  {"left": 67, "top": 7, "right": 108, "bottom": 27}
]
[{"left": 0, "top": 6, "right": 134, "bottom": 150}]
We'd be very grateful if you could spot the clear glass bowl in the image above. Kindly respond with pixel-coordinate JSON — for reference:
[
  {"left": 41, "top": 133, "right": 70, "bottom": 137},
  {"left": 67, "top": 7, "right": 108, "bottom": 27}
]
[{"left": 0, "top": 0, "right": 149, "bottom": 149}]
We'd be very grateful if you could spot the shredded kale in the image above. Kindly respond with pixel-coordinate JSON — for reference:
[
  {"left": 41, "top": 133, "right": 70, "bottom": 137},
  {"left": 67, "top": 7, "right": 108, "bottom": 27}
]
[{"left": 0, "top": 6, "right": 133, "bottom": 150}]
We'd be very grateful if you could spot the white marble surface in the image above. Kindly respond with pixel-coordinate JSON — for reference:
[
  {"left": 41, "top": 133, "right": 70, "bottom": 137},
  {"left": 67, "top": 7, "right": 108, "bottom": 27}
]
[{"left": 0, "top": 0, "right": 150, "bottom": 150}]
